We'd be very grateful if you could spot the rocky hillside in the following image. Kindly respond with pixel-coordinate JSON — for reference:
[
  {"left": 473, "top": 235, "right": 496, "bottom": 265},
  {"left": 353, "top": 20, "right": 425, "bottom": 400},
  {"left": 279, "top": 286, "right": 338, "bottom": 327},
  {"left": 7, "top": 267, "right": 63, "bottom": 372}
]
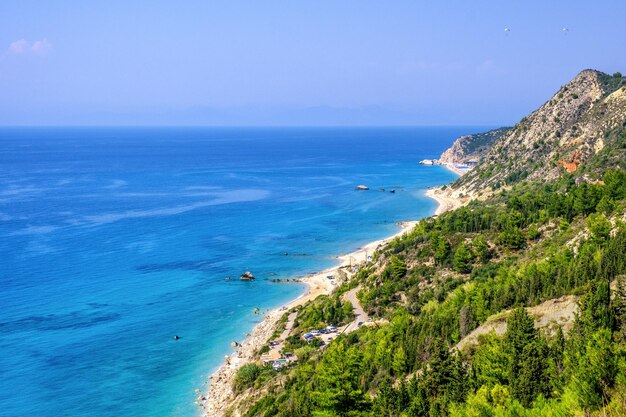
[
  {"left": 453, "top": 69, "right": 626, "bottom": 193},
  {"left": 439, "top": 127, "right": 510, "bottom": 165}
]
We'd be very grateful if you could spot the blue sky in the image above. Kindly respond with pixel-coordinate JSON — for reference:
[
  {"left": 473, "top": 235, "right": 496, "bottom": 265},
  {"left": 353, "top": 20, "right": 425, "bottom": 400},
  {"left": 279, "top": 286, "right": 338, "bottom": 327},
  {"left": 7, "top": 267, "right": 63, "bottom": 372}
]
[{"left": 1, "top": 1, "right": 625, "bottom": 126}]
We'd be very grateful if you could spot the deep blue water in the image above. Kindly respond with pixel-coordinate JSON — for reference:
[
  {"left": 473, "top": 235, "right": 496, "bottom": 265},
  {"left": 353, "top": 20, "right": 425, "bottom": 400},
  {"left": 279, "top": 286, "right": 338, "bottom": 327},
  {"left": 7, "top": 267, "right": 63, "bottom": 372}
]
[{"left": 0, "top": 127, "right": 468, "bottom": 416}]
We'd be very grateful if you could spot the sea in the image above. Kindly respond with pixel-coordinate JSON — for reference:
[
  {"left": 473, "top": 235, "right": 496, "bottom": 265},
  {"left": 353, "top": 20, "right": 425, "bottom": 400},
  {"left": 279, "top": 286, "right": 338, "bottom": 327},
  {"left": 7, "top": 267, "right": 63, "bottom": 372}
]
[{"left": 0, "top": 127, "right": 471, "bottom": 417}]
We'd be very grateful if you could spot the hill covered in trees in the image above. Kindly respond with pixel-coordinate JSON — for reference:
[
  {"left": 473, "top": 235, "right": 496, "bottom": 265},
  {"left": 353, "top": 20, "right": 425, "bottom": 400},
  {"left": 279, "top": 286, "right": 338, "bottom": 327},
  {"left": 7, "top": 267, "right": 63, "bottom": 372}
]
[{"left": 216, "top": 70, "right": 626, "bottom": 417}]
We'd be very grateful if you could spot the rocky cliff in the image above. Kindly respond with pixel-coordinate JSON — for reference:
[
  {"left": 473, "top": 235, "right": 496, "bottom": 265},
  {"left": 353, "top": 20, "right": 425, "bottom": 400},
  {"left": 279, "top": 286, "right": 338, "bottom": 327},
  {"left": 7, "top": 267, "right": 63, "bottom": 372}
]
[
  {"left": 439, "top": 127, "right": 510, "bottom": 165},
  {"left": 453, "top": 69, "right": 626, "bottom": 194}
]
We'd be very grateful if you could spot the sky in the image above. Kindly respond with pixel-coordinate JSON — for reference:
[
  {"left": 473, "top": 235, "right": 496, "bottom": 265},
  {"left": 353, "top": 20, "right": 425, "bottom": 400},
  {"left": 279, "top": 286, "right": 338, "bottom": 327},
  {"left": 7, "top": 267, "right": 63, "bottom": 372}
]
[{"left": 1, "top": 1, "right": 625, "bottom": 126}]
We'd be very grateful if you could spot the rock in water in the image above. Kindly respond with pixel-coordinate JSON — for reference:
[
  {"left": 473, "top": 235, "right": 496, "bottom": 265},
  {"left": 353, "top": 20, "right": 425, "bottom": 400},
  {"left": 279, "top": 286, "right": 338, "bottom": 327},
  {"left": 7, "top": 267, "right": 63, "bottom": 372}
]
[{"left": 240, "top": 271, "right": 255, "bottom": 281}]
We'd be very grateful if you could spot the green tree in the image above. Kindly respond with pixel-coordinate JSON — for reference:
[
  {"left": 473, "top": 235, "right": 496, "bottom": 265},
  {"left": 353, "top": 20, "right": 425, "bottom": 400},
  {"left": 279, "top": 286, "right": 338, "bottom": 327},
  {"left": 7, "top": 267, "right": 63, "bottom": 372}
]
[
  {"left": 513, "top": 336, "right": 550, "bottom": 407},
  {"left": 505, "top": 308, "right": 550, "bottom": 406},
  {"left": 471, "top": 333, "right": 510, "bottom": 388},
  {"left": 497, "top": 227, "right": 526, "bottom": 250},
  {"left": 586, "top": 213, "right": 611, "bottom": 241},
  {"left": 548, "top": 327, "right": 566, "bottom": 391},
  {"left": 471, "top": 235, "right": 490, "bottom": 263},
  {"left": 311, "top": 342, "right": 366, "bottom": 414},
  {"left": 435, "top": 238, "right": 451, "bottom": 265},
  {"left": 342, "top": 301, "right": 354, "bottom": 321},
  {"left": 453, "top": 243, "right": 474, "bottom": 273},
  {"left": 596, "top": 195, "right": 616, "bottom": 215},
  {"left": 574, "top": 279, "right": 613, "bottom": 339},
  {"left": 390, "top": 255, "right": 407, "bottom": 279},
  {"left": 571, "top": 329, "right": 617, "bottom": 410},
  {"left": 393, "top": 345, "right": 408, "bottom": 376},
  {"left": 234, "top": 363, "right": 263, "bottom": 393}
]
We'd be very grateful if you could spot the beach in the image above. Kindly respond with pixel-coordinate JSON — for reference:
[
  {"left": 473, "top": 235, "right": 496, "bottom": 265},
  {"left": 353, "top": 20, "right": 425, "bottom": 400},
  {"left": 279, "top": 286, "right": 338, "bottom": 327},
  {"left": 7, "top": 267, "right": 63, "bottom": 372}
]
[
  {"left": 441, "top": 162, "right": 471, "bottom": 177},
  {"left": 201, "top": 193, "right": 462, "bottom": 416},
  {"left": 425, "top": 186, "right": 464, "bottom": 216}
]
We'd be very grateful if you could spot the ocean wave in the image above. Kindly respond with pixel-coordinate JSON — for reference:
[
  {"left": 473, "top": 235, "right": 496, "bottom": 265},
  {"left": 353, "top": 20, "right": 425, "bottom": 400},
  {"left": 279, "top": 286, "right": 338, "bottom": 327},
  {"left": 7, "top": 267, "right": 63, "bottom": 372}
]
[
  {"left": 10, "top": 225, "right": 60, "bottom": 235},
  {"left": 104, "top": 179, "right": 128, "bottom": 189},
  {"left": 81, "top": 189, "right": 270, "bottom": 226},
  {"left": 0, "top": 185, "right": 44, "bottom": 197}
]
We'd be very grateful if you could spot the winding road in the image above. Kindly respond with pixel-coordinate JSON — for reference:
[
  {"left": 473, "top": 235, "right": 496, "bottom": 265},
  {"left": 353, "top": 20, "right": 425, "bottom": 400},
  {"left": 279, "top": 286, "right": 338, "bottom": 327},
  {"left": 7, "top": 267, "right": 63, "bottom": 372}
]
[{"left": 341, "top": 286, "right": 369, "bottom": 334}]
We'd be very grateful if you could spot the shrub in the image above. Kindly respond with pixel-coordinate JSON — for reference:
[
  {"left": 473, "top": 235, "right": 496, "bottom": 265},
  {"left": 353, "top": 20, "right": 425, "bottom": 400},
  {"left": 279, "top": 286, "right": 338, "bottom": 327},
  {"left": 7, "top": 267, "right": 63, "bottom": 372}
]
[{"left": 234, "top": 363, "right": 263, "bottom": 393}]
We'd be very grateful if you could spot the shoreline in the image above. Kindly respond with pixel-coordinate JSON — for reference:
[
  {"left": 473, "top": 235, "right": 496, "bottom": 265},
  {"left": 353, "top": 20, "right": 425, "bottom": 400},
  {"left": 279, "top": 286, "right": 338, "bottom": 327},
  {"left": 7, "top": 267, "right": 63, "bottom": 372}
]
[
  {"left": 199, "top": 221, "right": 419, "bottom": 416},
  {"left": 425, "top": 187, "right": 464, "bottom": 216},
  {"left": 441, "top": 162, "right": 470, "bottom": 176},
  {"left": 200, "top": 179, "right": 464, "bottom": 416}
]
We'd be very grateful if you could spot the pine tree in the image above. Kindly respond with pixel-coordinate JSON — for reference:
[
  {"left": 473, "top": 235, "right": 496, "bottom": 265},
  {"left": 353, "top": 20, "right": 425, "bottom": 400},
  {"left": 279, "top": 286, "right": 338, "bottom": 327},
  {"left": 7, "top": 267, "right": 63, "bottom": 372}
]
[
  {"left": 505, "top": 308, "right": 550, "bottom": 406},
  {"left": 548, "top": 327, "right": 566, "bottom": 391},
  {"left": 571, "top": 329, "right": 617, "bottom": 410},
  {"left": 392, "top": 345, "right": 408, "bottom": 376},
  {"left": 311, "top": 342, "right": 365, "bottom": 414},
  {"left": 471, "top": 234, "right": 490, "bottom": 263},
  {"left": 435, "top": 239, "right": 451, "bottom": 266},
  {"left": 513, "top": 336, "right": 550, "bottom": 406},
  {"left": 453, "top": 243, "right": 474, "bottom": 273}
]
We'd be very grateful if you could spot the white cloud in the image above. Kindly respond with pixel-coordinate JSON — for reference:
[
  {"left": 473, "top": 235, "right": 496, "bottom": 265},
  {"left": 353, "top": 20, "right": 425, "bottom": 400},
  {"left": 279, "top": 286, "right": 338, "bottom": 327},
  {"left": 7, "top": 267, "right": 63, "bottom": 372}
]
[
  {"left": 7, "top": 38, "right": 51, "bottom": 56},
  {"left": 31, "top": 38, "right": 52, "bottom": 55},
  {"left": 8, "top": 39, "right": 29, "bottom": 54}
]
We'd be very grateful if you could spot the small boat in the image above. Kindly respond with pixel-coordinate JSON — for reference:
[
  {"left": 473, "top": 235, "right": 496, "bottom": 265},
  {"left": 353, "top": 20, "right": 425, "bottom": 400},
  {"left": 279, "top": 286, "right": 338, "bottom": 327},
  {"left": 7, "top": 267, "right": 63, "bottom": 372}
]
[
  {"left": 355, "top": 185, "right": 369, "bottom": 190},
  {"left": 389, "top": 189, "right": 396, "bottom": 193}
]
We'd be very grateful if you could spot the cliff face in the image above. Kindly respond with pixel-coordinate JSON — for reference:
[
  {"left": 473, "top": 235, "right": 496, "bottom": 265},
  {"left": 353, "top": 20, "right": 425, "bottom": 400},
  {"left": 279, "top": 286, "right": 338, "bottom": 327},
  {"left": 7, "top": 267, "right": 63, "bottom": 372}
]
[
  {"left": 439, "top": 127, "right": 510, "bottom": 165},
  {"left": 452, "top": 69, "right": 626, "bottom": 194}
]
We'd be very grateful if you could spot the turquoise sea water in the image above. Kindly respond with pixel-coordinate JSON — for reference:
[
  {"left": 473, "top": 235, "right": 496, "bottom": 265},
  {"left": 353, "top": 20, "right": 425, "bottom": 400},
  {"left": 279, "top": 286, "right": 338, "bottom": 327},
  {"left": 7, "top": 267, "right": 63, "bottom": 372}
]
[{"left": 0, "top": 127, "right": 467, "bottom": 416}]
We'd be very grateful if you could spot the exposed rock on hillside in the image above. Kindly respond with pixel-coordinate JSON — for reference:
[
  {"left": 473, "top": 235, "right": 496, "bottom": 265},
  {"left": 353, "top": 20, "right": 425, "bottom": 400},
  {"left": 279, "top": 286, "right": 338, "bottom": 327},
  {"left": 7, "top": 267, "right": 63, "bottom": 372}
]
[
  {"left": 439, "top": 127, "right": 511, "bottom": 165},
  {"left": 456, "top": 295, "right": 579, "bottom": 351}
]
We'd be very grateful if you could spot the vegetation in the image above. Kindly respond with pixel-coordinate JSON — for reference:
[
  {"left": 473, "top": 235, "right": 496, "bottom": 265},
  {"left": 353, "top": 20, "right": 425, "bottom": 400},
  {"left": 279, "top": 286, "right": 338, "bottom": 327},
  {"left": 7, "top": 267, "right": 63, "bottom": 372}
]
[{"left": 230, "top": 167, "right": 626, "bottom": 417}]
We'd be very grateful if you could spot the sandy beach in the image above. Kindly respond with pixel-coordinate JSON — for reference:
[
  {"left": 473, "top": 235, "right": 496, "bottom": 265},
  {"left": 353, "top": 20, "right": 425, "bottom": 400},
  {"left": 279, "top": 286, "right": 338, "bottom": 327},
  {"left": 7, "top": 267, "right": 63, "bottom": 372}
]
[
  {"left": 425, "top": 187, "right": 464, "bottom": 216},
  {"left": 441, "top": 162, "right": 470, "bottom": 177},
  {"left": 200, "top": 182, "right": 464, "bottom": 416}
]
